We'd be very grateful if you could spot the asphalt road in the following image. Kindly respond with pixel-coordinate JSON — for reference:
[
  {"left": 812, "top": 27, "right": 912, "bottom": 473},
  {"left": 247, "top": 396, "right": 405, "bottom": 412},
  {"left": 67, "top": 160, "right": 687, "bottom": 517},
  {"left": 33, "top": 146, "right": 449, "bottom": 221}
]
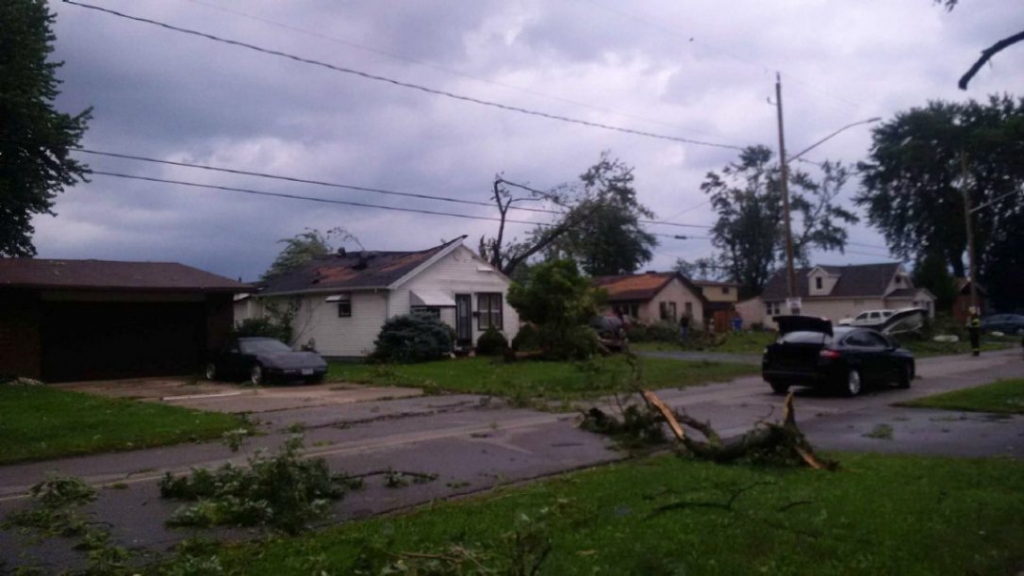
[{"left": 1, "top": 349, "right": 1021, "bottom": 571}]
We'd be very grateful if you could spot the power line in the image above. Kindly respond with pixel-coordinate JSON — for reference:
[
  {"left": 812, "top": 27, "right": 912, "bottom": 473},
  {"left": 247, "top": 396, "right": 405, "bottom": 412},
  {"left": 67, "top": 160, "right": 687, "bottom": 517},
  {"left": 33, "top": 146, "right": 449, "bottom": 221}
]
[
  {"left": 88, "top": 170, "right": 710, "bottom": 240},
  {"left": 65, "top": 1, "right": 745, "bottom": 151},
  {"left": 179, "top": 0, "right": 743, "bottom": 145},
  {"left": 73, "top": 147, "right": 715, "bottom": 230}
]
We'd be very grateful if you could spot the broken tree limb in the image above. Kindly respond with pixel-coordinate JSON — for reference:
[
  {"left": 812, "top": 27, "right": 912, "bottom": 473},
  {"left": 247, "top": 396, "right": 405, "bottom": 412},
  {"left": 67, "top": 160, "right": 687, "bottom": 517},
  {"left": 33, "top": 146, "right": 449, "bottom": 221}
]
[{"left": 641, "top": 390, "right": 685, "bottom": 441}]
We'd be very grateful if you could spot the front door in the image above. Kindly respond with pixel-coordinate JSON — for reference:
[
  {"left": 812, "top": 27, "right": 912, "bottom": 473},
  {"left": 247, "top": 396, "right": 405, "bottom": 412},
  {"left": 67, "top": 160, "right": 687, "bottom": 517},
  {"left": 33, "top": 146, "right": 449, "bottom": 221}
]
[{"left": 455, "top": 294, "right": 472, "bottom": 345}]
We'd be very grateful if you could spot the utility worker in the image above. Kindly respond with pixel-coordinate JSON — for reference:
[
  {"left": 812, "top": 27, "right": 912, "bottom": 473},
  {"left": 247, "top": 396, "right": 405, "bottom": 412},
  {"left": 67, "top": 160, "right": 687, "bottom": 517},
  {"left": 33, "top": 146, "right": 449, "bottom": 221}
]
[{"left": 967, "top": 308, "right": 981, "bottom": 357}]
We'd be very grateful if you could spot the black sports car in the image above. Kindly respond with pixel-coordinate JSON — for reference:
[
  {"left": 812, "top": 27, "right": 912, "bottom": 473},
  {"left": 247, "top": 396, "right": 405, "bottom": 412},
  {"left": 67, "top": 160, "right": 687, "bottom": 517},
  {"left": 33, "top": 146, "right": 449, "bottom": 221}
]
[
  {"left": 205, "top": 337, "right": 327, "bottom": 385},
  {"left": 762, "top": 316, "right": 915, "bottom": 397}
]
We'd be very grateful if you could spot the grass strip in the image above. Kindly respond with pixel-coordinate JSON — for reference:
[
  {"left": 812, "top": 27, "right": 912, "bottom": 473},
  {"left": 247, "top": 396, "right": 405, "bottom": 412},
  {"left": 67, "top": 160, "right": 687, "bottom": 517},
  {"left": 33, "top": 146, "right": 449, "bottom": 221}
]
[
  {"left": 900, "top": 378, "right": 1024, "bottom": 414},
  {"left": 328, "top": 356, "right": 757, "bottom": 401},
  {"left": 0, "top": 384, "right": 246, "bottom": 465},
  {"left": 202, "top": 452, "right": 1024, "bottom": 576}
]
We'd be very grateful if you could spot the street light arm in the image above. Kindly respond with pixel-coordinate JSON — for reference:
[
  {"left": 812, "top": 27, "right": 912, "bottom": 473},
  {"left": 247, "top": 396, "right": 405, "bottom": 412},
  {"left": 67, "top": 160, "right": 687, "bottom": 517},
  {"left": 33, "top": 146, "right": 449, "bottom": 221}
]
[{"left": 787, "top": 117, "right": 881, "bottom": 163}]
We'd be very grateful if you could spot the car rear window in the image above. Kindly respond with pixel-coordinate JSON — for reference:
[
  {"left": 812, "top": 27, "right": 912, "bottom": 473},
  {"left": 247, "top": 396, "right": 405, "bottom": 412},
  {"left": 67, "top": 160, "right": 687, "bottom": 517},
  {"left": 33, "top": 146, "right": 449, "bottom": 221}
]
[{"left": 779, "top": 331, "right": 832, "bottom": 344}]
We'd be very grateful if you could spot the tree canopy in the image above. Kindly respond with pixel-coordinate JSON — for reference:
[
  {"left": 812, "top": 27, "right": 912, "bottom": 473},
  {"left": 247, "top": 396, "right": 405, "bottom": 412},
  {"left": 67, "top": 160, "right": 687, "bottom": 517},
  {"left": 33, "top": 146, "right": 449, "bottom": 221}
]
[
  {"left": 855, "top": 96, "right": 1024, "bottom": 309},
  {"left": 698, "top": 145, "right": 857, "bottom": 298},
  {"left": 0, "top": 0, "right": 92, "bottom": 257}
]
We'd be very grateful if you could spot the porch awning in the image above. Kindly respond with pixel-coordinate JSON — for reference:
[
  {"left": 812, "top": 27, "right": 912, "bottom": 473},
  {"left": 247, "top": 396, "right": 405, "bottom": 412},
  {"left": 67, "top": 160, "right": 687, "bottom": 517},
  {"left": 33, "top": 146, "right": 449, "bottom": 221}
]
[
  {"left": 325, "top": 293, "right": 350, "bottom": 303},
  {"left": 410, "top": 290, "right": 456, "bottom": 307}
]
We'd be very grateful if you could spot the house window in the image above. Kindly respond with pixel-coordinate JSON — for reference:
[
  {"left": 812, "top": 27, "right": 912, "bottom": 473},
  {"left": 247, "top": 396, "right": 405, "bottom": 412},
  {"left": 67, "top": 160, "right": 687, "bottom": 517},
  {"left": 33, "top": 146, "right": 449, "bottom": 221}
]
[
  {"left": 659, "top": 301, "right": 677, "bottom": 322},
  {"left": 477, "top": 293, "right": 503, "bottom": 330},
  {"left": 895, "top": 276, "right": 903, "bottom": 286},
  {"left": 326, "top": 293, "right": 352, "bottom": 317},
  {"left": 766, "top": 301, "right": 782, "bottom": 316},
  {"left": 411, "top": 306, "right": 440, "bottom": 320},
  {"left": 722, "top": 286, "right": 730, "bottom": 295},
  {"left": 815, "top": 277, "right": 823, "bottom": 290},
  {"left": 685, "top": 302, "right": 694, "bottom": 316}
]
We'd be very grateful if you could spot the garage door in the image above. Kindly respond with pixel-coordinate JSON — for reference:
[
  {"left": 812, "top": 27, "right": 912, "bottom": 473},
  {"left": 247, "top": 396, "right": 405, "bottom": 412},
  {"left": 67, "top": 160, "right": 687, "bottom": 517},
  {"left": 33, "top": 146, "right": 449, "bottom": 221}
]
[{"left": 41, "top": 302, "right": 207, "bottom": 382}]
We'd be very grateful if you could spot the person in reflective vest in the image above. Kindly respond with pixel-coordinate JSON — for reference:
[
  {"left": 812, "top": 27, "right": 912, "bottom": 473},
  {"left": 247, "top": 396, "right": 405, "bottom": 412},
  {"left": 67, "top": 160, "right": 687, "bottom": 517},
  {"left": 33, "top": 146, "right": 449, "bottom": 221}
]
[{"left": 967, "top": 309, "right": 981, "bottom": 357}]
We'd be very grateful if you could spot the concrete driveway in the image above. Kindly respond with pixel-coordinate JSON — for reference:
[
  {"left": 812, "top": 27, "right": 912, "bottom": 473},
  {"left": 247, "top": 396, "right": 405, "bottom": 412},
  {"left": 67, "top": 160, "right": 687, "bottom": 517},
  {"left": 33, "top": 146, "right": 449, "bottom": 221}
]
[{"left": 56, "top": 377, "right": 423, "bottom": 413}]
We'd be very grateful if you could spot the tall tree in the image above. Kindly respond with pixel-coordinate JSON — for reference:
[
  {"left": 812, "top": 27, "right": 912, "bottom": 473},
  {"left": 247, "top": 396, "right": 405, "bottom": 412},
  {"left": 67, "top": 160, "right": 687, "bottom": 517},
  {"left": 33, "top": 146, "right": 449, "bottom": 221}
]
[
  {"left": 541, "top": 152, "right": 657, "bottom": 276},
  {"left": 912, "top": 249, "right": 957, "bottom": 313},
  {"left": 0, "top": 0, "right": 92, "bottom": 257},
  {"left": 700, "top": 145, "right": 857, "bottom": 298},
  {"left": 855, "top": 96, "right": 1024, "bottom": 309},
  {"left": 480, "top": 152, "right": 657, "bottom": 277}
]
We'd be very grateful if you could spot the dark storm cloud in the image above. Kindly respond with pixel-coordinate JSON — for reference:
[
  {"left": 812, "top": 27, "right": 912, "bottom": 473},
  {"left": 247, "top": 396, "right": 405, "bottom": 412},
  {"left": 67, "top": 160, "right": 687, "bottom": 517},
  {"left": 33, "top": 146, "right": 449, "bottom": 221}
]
[{"left": 31, "top": 0, "right": 1024, "bottom": 280}]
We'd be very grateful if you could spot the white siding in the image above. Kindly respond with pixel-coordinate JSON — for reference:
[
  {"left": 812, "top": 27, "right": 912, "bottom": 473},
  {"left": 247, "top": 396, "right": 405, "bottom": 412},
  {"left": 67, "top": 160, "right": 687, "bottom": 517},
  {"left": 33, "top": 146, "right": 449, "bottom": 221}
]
[
  {"left": 261, "top": 292, "right": 388, "bottom": 357},
  {"left": 389, "top": 245, "right": 519, "bottom": 344}
]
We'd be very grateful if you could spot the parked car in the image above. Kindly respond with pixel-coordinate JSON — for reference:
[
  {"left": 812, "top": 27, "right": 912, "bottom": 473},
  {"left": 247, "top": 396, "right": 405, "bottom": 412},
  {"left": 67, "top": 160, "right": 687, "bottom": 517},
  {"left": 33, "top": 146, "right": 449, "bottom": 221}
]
[
  {"left": 837, "top": 309, "right": 895, "bottom": 328},
  {"left": 762, "top": 316, "right": 915, "bottom": 397},
  {"left": 980, "top": 314, "right": 1024, "bottom": 335},
  {"left": 205, "top": 337, "right": 327, "bottom": 385}
]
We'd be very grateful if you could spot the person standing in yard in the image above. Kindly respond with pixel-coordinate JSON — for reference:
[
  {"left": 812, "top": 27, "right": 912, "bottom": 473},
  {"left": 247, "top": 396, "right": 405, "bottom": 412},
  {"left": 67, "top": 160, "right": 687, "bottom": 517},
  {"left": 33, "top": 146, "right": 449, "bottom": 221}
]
[
  {"left": 679, "top": 313, "right": 690, "bottom": 341},
  {"left": 967, "top": 309, "right": 981, "bottom": 357}
]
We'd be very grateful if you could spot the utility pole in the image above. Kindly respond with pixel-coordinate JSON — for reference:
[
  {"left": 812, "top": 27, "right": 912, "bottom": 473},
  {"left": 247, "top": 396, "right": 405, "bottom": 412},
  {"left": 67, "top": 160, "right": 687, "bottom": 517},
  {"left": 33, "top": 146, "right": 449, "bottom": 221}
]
[
  {"left": 961, "top": 153, "right": 979, "bottom": 315},
  {"left": 775, "top": 73, "right": 798, "bottom": 312}
]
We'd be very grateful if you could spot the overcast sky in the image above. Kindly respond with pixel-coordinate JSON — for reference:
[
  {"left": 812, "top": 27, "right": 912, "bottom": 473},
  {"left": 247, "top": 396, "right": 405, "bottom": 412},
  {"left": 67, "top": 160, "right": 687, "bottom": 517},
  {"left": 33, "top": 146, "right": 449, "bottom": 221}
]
[{"left": 35, "top": 0, "right": 1024, "bottom": 281}]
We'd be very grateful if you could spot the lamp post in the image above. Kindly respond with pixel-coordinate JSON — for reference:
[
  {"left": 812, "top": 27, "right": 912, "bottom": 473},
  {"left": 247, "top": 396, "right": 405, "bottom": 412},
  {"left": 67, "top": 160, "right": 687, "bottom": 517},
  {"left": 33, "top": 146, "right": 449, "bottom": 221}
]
[{"left": 774, "top": 73, "right": 880, "bottom": 313}]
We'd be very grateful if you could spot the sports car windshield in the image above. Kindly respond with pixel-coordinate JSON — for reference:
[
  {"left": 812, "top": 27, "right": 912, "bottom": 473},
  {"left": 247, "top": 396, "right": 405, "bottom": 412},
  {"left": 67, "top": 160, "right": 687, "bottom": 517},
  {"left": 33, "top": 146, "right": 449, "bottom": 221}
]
[{"left": 239, "top": 339, "right": 292, "bottom": 355}]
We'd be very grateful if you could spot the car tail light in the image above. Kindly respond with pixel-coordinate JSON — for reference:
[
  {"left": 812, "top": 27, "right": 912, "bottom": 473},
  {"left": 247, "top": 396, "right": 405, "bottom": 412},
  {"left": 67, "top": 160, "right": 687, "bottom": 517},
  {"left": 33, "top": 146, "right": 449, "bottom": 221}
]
[{"left": 819, "top": 349, "right": 841, "bottom": 360}]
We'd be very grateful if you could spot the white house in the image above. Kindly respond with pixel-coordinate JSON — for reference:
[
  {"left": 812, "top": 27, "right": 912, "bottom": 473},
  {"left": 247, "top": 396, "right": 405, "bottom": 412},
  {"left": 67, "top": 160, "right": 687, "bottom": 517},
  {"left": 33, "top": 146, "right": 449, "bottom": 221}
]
[
  {"left": 237, "top": 236, "right": 519, "bottom": 357},
  {"left": 741, "top": 262, "right": 935, "bottom": 329}
]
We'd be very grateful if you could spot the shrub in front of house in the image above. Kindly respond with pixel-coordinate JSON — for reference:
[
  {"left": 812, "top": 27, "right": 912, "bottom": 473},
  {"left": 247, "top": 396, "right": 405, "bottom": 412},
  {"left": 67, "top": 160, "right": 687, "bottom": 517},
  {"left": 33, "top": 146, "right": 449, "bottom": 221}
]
[
  {"left": 625, "top": 321, "right": 678, "bottom": 343},
  {"left": 475, "top": 326, "right": 509, "bottom": 356},
  {"left": 371, "top": 312, "right": 453, "bottom": 363},
  {"left": 234, "top": 317, "right": 292, "bottom": 344},
  {"left": 537, "top": 324, "right": 599, "bottom": 360},
  {"left": 511, "top": 323, "right": 541, "bottom": 352}
]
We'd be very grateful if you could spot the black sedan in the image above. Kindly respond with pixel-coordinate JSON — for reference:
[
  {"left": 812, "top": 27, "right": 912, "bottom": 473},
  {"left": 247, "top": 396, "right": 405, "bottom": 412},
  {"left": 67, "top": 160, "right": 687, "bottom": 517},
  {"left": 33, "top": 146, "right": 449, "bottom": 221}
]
[
  {"left": 762, "top": 316, "right": 915, "bottom": 397},
  {"left": 980, "top": 314, "right": 1024, "bottom": 336},
  {"left": 205, "top": 337, "right": 328, "bottom": 385}
]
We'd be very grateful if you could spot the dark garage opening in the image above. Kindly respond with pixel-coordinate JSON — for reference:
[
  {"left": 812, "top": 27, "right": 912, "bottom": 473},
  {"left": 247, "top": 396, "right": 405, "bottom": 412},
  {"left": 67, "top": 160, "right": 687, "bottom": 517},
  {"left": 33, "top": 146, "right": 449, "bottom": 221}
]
[{"left": 41, "top": 301, "right": 207, "bottom": 382}]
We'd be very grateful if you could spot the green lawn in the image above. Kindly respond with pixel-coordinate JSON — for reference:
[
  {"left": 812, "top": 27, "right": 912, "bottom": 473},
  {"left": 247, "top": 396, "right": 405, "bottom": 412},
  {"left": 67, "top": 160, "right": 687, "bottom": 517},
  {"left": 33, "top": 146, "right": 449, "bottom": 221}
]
[
  {"left": 196, "top": 453, "right": 1024, "bottom": 576},
  {"left": 0, "top": 384, "right": 246, "bottom": 465},
  {"left": 632, "top": 330, "right": 775, "bottom": 355},
  {"left": 900, "top": 378, "right": 1024, "bottom": 414},
  {"left": 897, "top": 337, "right": 1015, "bottom": 358},
  {"left": 328, "top": 356, "right": 757, "bottom": 401}
]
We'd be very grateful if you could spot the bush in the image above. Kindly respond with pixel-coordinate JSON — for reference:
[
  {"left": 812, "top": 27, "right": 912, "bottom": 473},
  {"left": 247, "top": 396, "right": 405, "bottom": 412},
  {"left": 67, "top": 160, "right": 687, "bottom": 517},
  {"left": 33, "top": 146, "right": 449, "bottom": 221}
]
[
  {"left": 537, "top": 324, "right": 598, "bottom": 361},
  {"left": 233, "top": 317, "right": 291, "bottom": 344},
  {"left": 476, "top": 326, "right": 508, "bottom": 356},
  {"left": 625, "top": 321, "right": 678, "bottom": 343},
  {"left": 511, "top": 323, "right": 541, "bottom": 352},
  {"left": 371, "top": 312, "right": 453, "bottom": 363}
]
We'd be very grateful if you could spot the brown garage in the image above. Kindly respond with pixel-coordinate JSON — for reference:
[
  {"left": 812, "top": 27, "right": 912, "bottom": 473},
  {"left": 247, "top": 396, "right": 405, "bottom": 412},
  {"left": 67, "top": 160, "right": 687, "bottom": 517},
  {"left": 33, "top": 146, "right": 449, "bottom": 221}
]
[{"left": 0, "top": 259, "right": 251, "bottom": 382}]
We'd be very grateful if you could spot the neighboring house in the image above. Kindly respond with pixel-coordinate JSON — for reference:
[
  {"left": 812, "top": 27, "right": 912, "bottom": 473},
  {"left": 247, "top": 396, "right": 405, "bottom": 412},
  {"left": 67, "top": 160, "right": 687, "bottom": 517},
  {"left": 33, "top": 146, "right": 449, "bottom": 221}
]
[
  {"left": 692, "top": 280, "right": 742, "bottom": 332},
  {"left": 748, "top": 263, "right": 935, "bottom": 330},
  {"left": 591, "top": 271, "right": 708, "bottom": 328},
  {"left": 0, "top": 258, "right": 250, "bottom": 382},
  {"left": 952, "top": 277, "right": 988, "bottom": 323},
  {"left": 238, "top": 236, "right": 519, "bottom": 358}
]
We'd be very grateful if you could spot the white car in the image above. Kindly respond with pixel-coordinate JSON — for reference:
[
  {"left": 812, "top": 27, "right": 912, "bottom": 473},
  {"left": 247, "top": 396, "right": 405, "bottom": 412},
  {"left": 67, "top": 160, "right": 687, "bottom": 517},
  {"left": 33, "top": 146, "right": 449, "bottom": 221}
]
[{"left": 838, "top": 309, "right": 895, "bottom": 328}]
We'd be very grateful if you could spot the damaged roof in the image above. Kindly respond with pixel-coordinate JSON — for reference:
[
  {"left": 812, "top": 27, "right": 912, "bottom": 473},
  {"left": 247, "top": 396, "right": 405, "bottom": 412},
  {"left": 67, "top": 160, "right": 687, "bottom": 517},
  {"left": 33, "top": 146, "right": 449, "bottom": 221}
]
[
  {"left": 259, "top": 236, "right": 466, "bottom": 295},
  {"left": 592, "top": 271, "right": 708, "bottom": 304},
  {"left": 0, "top": 259, "right": 251, "bottom": 293}
]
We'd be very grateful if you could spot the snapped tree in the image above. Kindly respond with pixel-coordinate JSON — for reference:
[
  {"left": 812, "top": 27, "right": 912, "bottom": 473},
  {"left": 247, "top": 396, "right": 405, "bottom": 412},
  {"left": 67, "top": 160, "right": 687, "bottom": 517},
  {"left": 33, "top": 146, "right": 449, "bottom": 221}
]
[
  {"left": 935, "top": 0, "right": 1024, "bottom": 90},
  {"left": 480, "top": 152, "right": 657, "bottom": 278},
  {"left": 262, "top": 227, "right": 361, "bottom": 280},
  {"left": 698, "top": 145, "right": 857, "bottom": 298},
  {"left": 0, "top": 0, "right": 92, "bottom": 257},
  {"left": 855, "top": 96, "right": 1024, "bottom": 310}
]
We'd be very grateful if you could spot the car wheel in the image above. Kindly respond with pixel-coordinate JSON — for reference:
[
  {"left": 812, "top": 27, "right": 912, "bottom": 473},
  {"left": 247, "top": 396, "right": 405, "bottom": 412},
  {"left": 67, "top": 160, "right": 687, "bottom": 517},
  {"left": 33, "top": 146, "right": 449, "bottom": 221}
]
[
  {"left": 897, "top": 362, "right": 913, "bottom": 389},
  {"left": 204, "top": 362, "right": 217, "bottom": 381},
  {"left": 249, "top": 364, "right": 264, "bottom": 386},
  {"left": 769, "top": 381, "right": 790, "bottom": 395},
  {"left": 842, "top": 369, "right": 862, "bottom": 397}
]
